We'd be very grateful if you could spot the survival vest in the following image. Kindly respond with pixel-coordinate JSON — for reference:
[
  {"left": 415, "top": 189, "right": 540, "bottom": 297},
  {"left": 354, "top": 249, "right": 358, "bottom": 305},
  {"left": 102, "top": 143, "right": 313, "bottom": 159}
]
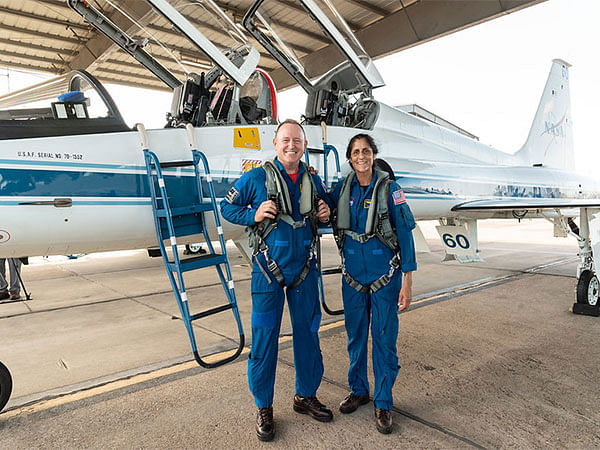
[
  {"left": 247, "top": 159, "right": 320, "bottom": 288},
  {"left": 333, "top": 169, "right": 401, "bottom": 294}
]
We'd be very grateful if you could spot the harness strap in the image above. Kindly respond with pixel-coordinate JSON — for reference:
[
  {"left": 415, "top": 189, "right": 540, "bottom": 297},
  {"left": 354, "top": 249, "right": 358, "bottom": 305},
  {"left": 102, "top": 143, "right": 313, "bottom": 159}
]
[
  {"left": 249, "top": 159, "right": 320, "bottom": 288},
  {"left": 344, "top": 230, "right": 375, "bottom": 244},
  {"left": 334, "top": 169, "right": 402, "bottom": 293},
  {"left": 279, "top": 214, "right": 307, "bottom": 229},
  {"left": 342, "top": 253, "right": 402, "bottom": 294}
]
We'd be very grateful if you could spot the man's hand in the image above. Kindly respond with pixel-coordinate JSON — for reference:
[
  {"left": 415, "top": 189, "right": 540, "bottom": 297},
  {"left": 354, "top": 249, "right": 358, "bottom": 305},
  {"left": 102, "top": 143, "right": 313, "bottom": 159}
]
[
  {"left": 307, "top": 165, "right": 318, "bottom": 175},
  {"left": 254, "top": 200, "right": 278, "bottom": 222},
  {"left": 398, "top": 271, "right": 413, "bottom": 311},
  {"left": 316, "top": 199, "right": 330, "bottom": 222}
]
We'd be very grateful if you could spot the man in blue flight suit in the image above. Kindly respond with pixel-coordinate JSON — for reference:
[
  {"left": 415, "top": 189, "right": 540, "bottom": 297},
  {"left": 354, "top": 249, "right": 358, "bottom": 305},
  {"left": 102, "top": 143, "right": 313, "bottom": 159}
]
[
  {"left": 329, "top": 134, "right": 417, "bottom": 434},
  {"left": 220, "top": 119, "right": 333, "bottom": 442}
]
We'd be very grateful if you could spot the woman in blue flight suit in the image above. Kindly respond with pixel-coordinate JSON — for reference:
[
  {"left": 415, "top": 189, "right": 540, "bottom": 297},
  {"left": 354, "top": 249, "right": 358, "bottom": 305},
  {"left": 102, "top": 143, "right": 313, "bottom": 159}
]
[{"left": 329, "top": 133, "right": 417, "bottom": 434}]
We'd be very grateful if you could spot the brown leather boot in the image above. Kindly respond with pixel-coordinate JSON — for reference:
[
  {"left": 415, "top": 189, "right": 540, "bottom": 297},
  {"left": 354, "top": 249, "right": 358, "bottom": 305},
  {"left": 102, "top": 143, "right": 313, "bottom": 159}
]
[
  {"left": 339, "top": 392, "right": 370, "bottom": 414},
  {"left": 375, "top": 408, "right": 393, "bottom": 434},
  {"left": 293, "top": 394, "right": 333, "bottom": 422},
  {"left": 256, "top": 407, "right": 274, "bottom": 442}
]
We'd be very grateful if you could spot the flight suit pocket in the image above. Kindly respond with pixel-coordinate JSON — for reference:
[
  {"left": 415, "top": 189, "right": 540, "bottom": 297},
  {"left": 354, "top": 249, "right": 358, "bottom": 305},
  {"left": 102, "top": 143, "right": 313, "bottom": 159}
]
[{"left": 399, "top": 203, "right": 416, "bottom": 231}]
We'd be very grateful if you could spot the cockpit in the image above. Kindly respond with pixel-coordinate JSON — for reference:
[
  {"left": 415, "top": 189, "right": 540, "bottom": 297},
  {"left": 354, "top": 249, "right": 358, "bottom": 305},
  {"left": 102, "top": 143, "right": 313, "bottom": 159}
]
[
  {"left": 242, "top": 0, "right": 385, "bottom": 129},
  {"left": 0, "top": 0, "right": 383, "bottom": 137},
  {"left": 0, "top": 70, "right": 129, "bottom": 140}
]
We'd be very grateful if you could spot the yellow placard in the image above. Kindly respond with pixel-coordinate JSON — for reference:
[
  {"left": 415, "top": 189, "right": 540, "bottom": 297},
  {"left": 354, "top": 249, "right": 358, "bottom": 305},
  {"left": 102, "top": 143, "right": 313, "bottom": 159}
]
[{"left": 233, "top": 127, "right": 261, "bottom": 150}]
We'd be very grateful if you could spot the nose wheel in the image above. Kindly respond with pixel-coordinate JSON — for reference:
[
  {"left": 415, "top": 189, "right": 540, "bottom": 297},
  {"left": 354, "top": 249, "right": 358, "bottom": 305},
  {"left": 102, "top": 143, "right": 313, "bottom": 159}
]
[
  {"left": 577, "top": 270, "right": 599, "bottom": 306},
  {"left": 573, "top": 270, "right": 600, "bottom": 316},
  {"left": 0, "top": 361, "right": 12, "bottom": 413}
]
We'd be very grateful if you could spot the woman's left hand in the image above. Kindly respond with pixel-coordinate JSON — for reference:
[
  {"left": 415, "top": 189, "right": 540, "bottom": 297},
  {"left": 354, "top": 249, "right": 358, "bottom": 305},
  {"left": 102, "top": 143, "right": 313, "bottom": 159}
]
[
  {"left": 398, "top": 271, "right": 413, "bottom": 311},
  {"left": 316, "top": 199, "right": 330, "bottom": 222}
]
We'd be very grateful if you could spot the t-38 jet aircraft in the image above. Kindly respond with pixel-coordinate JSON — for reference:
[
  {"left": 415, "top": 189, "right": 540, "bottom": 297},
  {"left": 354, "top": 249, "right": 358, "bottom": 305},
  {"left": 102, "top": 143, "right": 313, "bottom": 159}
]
[{"left": 0, "top": 0, "right": 599, "bottom": 312}]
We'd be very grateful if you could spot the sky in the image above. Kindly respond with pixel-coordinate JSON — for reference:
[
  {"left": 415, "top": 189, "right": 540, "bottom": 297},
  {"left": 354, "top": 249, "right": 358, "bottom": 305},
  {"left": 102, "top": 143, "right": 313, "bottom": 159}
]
[{"left": 1, "top": 0, "right": 598, "bottom": 174}]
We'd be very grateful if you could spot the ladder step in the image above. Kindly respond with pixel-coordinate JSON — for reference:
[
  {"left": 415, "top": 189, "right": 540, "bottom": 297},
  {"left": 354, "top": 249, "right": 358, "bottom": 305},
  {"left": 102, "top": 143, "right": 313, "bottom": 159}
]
[
  {"left": 190, "top": 303, "right": 233, "bottom": 321},
  {"left": 159, "top": 160, "right": 194, "bottom": 168},
  {"left": 156, "top": 203, "right": 214, "bottom": 217},
  {"left": 322, "top": 267, "right": 342, "bottom": 276},
  {"left": 170, "top": 253, "right": 226, "bottom": 272}
]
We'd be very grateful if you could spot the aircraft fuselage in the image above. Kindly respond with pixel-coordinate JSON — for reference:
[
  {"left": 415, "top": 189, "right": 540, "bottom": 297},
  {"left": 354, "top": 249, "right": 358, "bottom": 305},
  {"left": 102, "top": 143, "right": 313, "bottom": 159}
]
[{"left": 1, "top": 103, "right": 599, "bottom": 258}]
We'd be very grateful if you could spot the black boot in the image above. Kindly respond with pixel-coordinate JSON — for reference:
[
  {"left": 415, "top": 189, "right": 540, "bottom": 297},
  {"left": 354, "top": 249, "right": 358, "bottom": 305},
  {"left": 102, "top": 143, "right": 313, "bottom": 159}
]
[{"left": 256, "top": 407, "right": 275, "bottom": 442}]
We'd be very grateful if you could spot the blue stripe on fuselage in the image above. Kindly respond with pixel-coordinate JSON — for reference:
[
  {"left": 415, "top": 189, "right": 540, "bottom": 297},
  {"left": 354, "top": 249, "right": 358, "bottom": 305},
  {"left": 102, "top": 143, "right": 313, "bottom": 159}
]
[
  {"left": 0, "top": 168, "right": 233, "bottom": 204},
  {"left": 0, "top": 166, "right": 588, "bottom": 203}
]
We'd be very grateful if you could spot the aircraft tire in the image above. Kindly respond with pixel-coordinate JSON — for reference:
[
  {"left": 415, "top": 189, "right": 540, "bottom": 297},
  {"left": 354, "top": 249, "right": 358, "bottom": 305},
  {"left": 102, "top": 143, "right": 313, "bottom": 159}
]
[
  {"left": 576, "top": 270, "right": 599, "bottom": 306},
  {"left": 0, "top": 360, "right": 12, "bottom": 413},
  {"left": 185, "top": 243, "right": 206, "bottom": 255}
]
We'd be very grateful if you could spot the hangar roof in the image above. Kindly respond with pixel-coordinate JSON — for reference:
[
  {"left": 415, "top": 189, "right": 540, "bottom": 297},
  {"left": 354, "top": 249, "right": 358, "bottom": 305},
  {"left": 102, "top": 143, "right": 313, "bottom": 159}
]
[{"left": 0, "top": 0, "right": 545, "bottom": 92}]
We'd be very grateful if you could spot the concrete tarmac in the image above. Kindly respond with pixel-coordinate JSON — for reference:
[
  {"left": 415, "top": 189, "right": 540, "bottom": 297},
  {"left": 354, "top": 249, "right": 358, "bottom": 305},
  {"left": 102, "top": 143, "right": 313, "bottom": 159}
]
[{"left": 1, "top": 220, "right": 599, "bottom": 448}]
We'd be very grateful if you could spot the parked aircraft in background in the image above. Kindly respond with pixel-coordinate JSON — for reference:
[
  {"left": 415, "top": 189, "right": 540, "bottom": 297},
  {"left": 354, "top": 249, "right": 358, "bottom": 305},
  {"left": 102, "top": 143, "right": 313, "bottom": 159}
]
[{"left": 0, "top": 0, "right": 598, "bottom": 310}]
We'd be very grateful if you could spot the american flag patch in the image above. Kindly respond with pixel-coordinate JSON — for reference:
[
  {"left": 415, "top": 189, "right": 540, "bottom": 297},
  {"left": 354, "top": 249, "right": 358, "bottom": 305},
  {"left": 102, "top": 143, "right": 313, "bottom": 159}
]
[
  {"left": 225, "top": 187, "right": 239, "bottom": 204},
  {"left": 392, "top": 189, "right": 406, "bottom": 205}
]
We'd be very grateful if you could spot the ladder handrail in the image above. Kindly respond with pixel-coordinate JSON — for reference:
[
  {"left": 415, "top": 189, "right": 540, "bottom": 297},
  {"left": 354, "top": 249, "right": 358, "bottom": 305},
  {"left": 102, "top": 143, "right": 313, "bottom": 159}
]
[{"left": 139, "top": 123, "right": 244, "bottom": 369}]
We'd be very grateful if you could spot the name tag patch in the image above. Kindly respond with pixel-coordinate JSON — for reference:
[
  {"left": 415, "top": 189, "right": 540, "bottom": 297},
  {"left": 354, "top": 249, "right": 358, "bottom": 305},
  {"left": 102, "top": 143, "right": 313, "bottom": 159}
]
[
  {"left": 363, "top": 198, "right": 371, "bottom": 209},
  {"left": 225, "top": 187, "right": 239, "bottom": 203},
  {"left": 393, "top": 189, "right": 406, "bottom": 205}
]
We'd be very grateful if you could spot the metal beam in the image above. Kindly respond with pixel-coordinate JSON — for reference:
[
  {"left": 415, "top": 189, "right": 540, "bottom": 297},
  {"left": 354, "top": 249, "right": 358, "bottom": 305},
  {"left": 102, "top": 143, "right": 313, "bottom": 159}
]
[
  {"left": 94, "top": 74, "right": 171, "bottom": 92},
  {"left": 210, "top": 0, "right": 332, "bottom": 45},
  {"left": 0, "top": 58, "right": 59, "bottom": 75},
  {"left": 104, "top": 58, "right": 187, "bottom": 78},
  {"left": 145, "top": 14, "right": 317, "bottom": 56},
  {"left": 338, "top": 0, "right": 390, "bottom": 17},
  {"left": 0, "top": 37, "right": 76, "bottom": 57},
  {"left": 0, "top": 22, "right": 81, "bottom": 46},
  {"left": 94, "top": 66, "right": 172, "bottom": 84},
  {"left": 130, "top": 29, "right": 278, "bottom": 67},
  {"left": 277, "top": 0, "right": 361, "bottom": 30},
  {"left": 0, "top": 49, "right": 69, "bottom": 70},
  {"left": 67, "top": 1, "right": 155, "bottom": 74},
  {"left": 268, "top": 0, "right": 546, "bottom": 90},
  {"left": 37, "top": 0, "right": 77, "bottom": 12},
  {"left": 0, "top": 5, "right": 89, "bottom": 31}
]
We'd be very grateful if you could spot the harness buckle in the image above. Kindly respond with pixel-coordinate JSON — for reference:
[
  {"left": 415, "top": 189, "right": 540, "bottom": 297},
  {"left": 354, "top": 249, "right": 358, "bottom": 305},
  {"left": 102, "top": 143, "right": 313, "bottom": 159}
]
[{"left": 266, "top": 257, "right": 278, "bottom": 273}]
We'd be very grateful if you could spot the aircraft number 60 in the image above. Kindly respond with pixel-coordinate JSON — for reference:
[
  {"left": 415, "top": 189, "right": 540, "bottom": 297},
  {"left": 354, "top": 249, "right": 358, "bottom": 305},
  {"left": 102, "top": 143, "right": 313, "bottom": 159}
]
[{"left": 442, "top": 232, "right": 470, "bottom": 249}]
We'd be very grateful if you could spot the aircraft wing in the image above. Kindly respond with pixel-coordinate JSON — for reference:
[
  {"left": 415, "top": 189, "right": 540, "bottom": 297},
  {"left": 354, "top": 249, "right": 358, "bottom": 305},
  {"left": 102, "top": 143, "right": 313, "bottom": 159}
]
[{"left": 451, "top": 198, "right": 600, "bottom": 212}]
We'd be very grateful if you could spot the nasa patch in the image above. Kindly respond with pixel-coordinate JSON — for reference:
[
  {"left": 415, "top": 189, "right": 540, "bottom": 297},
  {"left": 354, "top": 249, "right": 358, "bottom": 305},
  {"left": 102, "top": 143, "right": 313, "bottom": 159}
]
[
  {"left": 225, "top": 187, "right": 239, "bottom": 204},
  {"left": 392, "top": 189, "right": 406, "bottom": 205}
]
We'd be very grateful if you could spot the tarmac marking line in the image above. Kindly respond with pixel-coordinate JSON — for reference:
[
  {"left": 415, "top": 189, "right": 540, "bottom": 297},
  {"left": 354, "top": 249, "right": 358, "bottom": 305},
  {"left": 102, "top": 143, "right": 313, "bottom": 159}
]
[
  {"left": 0, "top": 321, "right": 345, "bottom": 420},
  {"left": 1, "top": 257, "right": 573, "bottom": 420},
  {"left": 278, "top": 358, "right": 488, "bottom": 449}
]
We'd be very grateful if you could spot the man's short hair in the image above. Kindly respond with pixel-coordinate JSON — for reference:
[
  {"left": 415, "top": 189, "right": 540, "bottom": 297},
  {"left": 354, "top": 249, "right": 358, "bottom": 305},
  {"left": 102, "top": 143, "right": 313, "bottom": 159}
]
[{"left": 275, "top": 118, "right": 306, "bottom": 140}]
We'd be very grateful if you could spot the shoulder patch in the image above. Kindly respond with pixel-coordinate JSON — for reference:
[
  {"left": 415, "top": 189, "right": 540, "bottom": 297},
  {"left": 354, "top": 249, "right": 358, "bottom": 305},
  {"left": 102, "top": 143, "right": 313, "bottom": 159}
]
[
  {"left": 225, "top": 186, "right": 239, "bottom": 204},
  {"left": 392, "top": 189, "right": 406, "bottom": 205}
]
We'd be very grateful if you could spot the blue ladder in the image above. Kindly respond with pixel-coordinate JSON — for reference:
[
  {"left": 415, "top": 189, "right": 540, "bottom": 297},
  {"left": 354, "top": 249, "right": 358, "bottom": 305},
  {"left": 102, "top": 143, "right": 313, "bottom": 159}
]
[
  {"left": 138, "top": 123, "right": 245, "bottom": 368},
  {"left": 305, "top": 122, "right": 344, "bottom": 316}
]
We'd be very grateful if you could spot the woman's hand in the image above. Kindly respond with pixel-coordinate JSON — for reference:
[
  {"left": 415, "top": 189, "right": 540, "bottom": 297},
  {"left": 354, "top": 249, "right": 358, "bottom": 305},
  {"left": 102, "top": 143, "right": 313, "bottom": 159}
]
[
  {"left": 316, "top": 199, "right": 330, "bottom": 222},
  {"left": 398, "top": 271, "right": 413, "bottom": 311}
]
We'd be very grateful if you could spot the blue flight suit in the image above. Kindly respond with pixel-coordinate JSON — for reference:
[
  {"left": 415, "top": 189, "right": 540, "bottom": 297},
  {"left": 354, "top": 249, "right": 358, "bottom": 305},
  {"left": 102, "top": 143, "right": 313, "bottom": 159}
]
[
  {"left": 220, "top": 159, "right": 332, "bottom": 408},
  {"left": 330, "top": 174, "right": 417, "bottom": 411}
]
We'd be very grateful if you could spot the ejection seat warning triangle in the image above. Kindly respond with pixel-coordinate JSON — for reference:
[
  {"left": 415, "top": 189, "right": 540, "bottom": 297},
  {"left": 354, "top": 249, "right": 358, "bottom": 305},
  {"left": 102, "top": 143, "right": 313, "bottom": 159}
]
[{"left": 234, "top": 127, "right": 261, "bottom": 150}]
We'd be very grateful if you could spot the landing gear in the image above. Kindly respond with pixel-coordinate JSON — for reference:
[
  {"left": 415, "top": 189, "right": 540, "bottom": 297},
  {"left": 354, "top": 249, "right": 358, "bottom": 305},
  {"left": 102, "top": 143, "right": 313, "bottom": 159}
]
[
  {"left": 0, "top": 361, "right": 12, "bottom": 413},
  {"left": 572, "top": 208, "right": 600, "bottom": 316},
  {"left": 576, "top": 270, "right": 599, "bottom": 306}
]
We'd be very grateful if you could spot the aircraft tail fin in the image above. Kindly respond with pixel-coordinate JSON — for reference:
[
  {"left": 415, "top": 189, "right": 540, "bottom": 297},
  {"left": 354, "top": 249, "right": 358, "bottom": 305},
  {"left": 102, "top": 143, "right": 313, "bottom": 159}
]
[{"left": 516, "top": 59, "right": 574, "bottom": 170}]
